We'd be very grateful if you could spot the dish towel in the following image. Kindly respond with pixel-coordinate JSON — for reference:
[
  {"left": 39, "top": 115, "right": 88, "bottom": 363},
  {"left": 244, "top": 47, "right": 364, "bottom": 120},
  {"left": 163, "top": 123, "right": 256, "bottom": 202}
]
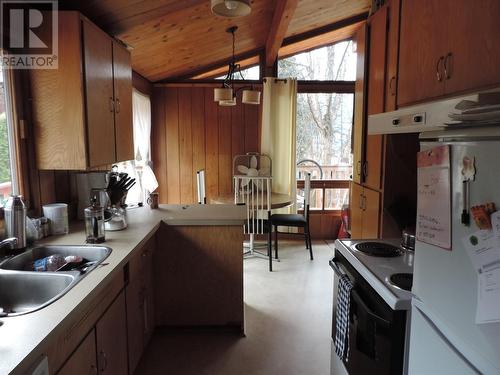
[{"left": 335, "top": 274, "right": 354, "bottom": 360}]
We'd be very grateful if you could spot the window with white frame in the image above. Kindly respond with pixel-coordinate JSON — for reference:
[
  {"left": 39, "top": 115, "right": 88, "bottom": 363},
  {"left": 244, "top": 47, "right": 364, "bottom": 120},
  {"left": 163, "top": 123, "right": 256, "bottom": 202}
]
[
  {"left": 116, "top": 89, "right": 157, "bottom": 204},
  {"left": 0, "top": 66, "right": 18, "bottom": 204}
]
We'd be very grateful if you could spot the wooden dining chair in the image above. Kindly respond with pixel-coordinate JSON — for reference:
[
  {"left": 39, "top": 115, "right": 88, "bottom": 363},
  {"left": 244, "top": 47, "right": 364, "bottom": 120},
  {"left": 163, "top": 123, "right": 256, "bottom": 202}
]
[{"left": 270, "top": 172, "right": 313, "bottom": 262}]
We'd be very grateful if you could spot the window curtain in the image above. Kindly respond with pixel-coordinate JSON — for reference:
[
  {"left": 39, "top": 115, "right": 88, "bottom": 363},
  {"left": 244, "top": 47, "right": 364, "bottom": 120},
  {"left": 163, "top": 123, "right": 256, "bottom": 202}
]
[
  {"left": 120, "top": 89, "right": 158, "bottom": 204},
  {"left": 260, "top": 77, "right": 298, "bottom": 214}
]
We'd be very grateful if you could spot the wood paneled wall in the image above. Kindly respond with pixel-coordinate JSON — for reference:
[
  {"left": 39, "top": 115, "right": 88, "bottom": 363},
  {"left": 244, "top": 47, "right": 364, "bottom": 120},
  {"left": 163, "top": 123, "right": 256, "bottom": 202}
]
[{"left": 152, "top": 86, "right": 262, "bottom": 204}]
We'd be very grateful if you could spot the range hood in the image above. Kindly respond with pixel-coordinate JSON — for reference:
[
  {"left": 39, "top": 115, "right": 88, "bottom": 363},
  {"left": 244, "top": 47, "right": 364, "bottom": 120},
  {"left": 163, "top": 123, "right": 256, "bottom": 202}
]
[{"left": 368, "top": 89, "right": 500, "bottom": 135}]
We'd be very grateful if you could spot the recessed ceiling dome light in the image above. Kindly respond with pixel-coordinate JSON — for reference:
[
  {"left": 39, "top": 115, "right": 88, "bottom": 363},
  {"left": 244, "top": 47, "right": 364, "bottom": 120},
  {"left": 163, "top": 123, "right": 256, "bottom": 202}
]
[{"left": 211, "top": 0, "right": 251, "bottom": 18}]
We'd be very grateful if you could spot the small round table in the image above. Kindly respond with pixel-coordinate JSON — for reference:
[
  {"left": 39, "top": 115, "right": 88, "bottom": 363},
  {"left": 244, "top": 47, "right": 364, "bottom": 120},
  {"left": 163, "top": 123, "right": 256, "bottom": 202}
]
[{"left": 210, "top": 192, "right": 293, "bottom": 209}]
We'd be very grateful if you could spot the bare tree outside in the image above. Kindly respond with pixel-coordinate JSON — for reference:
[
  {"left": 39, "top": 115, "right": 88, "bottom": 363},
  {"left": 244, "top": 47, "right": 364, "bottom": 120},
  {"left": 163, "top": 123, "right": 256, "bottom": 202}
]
[{"left": 278, "top": 41, "right": 356, "bottom": 209}]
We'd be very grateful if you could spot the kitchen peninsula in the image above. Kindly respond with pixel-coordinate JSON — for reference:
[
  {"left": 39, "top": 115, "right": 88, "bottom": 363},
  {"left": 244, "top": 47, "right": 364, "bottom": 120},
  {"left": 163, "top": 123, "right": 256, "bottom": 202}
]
[{"left": 0, "top": 204, "right": 245, "bottom": 375}]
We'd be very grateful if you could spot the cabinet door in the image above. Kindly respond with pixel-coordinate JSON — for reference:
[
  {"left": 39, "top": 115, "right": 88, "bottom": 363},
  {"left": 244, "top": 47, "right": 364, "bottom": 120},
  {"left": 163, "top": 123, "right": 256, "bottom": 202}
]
[
  {"left": 367, "top": 6, "right": 388, "bottom": 116},
  {"left": 397, "top": 0, "right": 447, "bottom": 106},
  {"left": 352, "top": 24, "right": 368, "bottom": 184},
  {"left": 113, "top": 42, "right": 134, "bottom": 163},
  {"left": 361, "top": 187, "right": 380, "bottom": 239},
  {"left": 363, "top": 135, "right": 383, "bottom": 191},
  {"left": 142, "top": 240, "right": 156, "bottom": 346},
  {"left": 385, "top": 0, "right": 401, "bottom": 111},
  {"left": 96, "top": 291, "right": 128, "bottom": 375},
  {"left": 350, "top": 182, "right": 364, "bottom": 238},
  {"left": 58, "top": 329, "right": 97, "bottom": 375},
  {"left": 126, "top": 256, "right": 144, "bottom": 374},
  {"left": 83, "top": 19, "right": 116, "bottom": 167},
  {"left": 444, "top": 0, "right": 500, "bottom": 95}
]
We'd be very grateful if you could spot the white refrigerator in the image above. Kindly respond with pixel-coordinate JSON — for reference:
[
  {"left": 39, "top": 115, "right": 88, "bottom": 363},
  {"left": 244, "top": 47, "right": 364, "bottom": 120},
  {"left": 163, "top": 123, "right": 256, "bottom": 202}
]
[{"left": 409, "top": 126, "right": 500, "bottom": 375}]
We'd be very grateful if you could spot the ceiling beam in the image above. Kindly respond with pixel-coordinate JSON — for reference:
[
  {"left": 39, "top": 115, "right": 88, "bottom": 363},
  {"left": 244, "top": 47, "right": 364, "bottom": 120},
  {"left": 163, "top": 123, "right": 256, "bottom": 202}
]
[{"left": 265, "top": 0, "right": 299, "bottom": 67}]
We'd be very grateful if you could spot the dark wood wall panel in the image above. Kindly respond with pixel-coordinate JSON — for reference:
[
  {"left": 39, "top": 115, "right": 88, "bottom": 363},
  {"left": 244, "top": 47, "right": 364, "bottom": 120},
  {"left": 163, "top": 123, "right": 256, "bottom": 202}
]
[
  {"left": 165, "top": 89, "right": 181, "bottom": 203},
  {"left": 152, "top": 86, "right": 262, "bottom": 204},
  {"left": 151, "top": 87, "right": 167, "bottom": 202},
  {"left": 204, "top": 91, "right": 219, "bottom": 199}
]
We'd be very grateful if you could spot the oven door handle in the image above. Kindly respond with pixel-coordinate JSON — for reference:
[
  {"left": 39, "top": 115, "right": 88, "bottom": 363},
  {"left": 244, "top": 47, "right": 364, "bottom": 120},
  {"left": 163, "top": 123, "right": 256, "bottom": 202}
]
[
  {"left": 329, "top": 258, "right": 347, "bottom": 277},
  {"left": 351, "top": 289, "right": 391, "bottom": 328}
]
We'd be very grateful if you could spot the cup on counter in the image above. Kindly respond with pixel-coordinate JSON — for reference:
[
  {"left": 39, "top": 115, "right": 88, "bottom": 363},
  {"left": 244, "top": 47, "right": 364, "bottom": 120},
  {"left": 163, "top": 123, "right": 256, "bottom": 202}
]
[
  {"left": 147, "top": 192, "right": 159, "bottom": 209},
  {"left": 42, "top": 203, "right": 69, "bottom": 235}
]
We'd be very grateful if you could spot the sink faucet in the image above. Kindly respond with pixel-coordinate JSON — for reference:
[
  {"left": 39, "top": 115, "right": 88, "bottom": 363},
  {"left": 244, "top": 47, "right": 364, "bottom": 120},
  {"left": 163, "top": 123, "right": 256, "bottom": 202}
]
[{"left": 0, "top": 237, "right": 18, "bottom": 257}]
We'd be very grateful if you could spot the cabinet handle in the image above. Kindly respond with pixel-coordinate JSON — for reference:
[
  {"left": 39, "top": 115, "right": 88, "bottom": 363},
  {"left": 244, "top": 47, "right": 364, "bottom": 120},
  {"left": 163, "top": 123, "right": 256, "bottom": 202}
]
[
  {"left": 359, "top": 193, "right": 363, "bottom": 210},
  {"left": 109, "top": 97, "right": 115, "bottom": 113},
  {"left": 363, "top": 161, "right": 368, "bottom": 179},
  {"left": 115, "top": 98, "right": 121, "bottom": 113},
  {"left": 99, "top": 350, "right": 107, "bottom": 372},
  {"left": 356, "top": 160, "right": 362, "bottom": 177},
  {"left": 389, "top": 76, "right": 396, "bottom": 96},
  {"left": 444, "top": 52, "right": 453, "bottom": 80},
  {"left": 436, "top": 56, "right": 444, "bottom": 82}
]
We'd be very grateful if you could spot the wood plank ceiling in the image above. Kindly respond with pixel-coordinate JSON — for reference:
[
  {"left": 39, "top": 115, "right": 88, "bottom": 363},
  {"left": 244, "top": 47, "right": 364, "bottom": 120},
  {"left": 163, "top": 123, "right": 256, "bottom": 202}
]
[{"left": 68, "top": 0, "right": 371, "bottom": 82}]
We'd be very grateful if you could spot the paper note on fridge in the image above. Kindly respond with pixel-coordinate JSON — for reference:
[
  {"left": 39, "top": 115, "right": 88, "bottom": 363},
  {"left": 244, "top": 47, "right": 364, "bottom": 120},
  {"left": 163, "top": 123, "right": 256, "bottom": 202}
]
[
  {"left": 417, "top": 145, "right": 451, "bottom": 249},
  {"left": 462, "top": 230, "right": 500, "bottom": 273},
  {"left": 476, "top": 268, "right": 500, "bottom": 324}
]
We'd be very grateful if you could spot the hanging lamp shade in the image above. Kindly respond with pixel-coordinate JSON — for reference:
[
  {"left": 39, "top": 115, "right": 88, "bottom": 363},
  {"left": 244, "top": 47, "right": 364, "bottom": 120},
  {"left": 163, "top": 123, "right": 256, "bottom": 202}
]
[
  {"left": 214, "top": 87, "right": 233, "bottom": 102},
  {"left": 242, "top": 89, "right": 261, "bottom": 105},
  {"left": 211, "top": 0, "right": 251, "bottom": 17},
  {"left": 219, "top": 97, "right": 237, "bottom": 106}
]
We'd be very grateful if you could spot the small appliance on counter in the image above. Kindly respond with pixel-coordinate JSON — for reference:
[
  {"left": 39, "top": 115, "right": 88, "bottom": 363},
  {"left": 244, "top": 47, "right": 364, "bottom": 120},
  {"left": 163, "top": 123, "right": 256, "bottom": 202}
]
[
  {"left": 84, "top": 198, "right": 105, "bottom": 244},
  {"left": 4, "top": 195, "right": 27, "bottom": 250},
  {"left": 330, "top": 238, "right": 413, "bottom": 375},
  {"left": 42, "top": 203, "right": 69, "bottom": 235},
  {"left": 104, "top": 206, "right": 127, "bottom": 231},
  {"left": 75, "top": 172, "right": 108, "bottom": 220},
  {"left": 101, "top": 167, "right": 136, "bottom": 231}
]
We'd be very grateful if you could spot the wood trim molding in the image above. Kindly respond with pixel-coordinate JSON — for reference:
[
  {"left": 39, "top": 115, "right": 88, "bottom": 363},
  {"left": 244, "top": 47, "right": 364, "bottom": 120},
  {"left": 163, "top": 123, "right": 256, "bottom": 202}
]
[{"left": 265, "top": 0, "right": 299, "bottom": 67}]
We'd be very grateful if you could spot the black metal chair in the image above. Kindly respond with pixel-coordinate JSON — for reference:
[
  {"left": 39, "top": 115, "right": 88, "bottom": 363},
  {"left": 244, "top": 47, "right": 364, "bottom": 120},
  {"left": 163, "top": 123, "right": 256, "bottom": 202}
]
[{"left": 269, "top": 173, "right": 312, "bottom": 268}]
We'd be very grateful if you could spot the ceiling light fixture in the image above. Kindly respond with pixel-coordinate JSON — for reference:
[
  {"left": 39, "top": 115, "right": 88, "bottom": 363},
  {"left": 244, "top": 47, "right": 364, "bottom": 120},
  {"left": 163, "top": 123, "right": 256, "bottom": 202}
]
[
  {"left": 211, "top": 0, "right": 251, "bottom": 18},
  {"left": 214, "top": 26, "right": 261, "bottom": 107}
]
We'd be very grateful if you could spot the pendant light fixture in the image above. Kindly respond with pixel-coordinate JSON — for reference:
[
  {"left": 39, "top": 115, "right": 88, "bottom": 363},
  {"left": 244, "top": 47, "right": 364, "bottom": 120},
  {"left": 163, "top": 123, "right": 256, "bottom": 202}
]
[
  {"left": 214, "top": 26, "right": 261, "bottom": 106},
  {"left": 211, "top": 0, "right": 251, "bottom": 18}
]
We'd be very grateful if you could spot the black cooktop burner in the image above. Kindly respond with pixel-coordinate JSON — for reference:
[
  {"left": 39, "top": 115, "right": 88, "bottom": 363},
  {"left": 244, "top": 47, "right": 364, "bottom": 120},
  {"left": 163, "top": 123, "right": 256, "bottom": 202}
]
[
  {"left": 354, "top": 242, "right": 402, "bottom": 257},
  {"left": 389, "top": 273, "right": 413, "bottom": 291}
]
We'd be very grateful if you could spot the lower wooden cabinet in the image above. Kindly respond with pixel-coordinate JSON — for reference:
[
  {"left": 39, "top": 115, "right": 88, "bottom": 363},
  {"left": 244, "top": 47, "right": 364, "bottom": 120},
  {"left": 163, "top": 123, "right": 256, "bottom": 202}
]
[
  {"left": 96, "top": 291, "right": 128, "bottom": 375},
  {"left": 126, "top": 236, "right": 156, "bottom": 374},
  {"left": 350, "top": 182, "right": 380, "bottom": 239},
  {"left": 58, "top": 329, "right": 97, "bottom": 375}
]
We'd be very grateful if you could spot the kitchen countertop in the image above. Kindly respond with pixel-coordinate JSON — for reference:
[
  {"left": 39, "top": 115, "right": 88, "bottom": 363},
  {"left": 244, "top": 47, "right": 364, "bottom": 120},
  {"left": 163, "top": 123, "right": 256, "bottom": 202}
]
[{"left": 0, "top": 204, "right": 245, "bottom": 375}]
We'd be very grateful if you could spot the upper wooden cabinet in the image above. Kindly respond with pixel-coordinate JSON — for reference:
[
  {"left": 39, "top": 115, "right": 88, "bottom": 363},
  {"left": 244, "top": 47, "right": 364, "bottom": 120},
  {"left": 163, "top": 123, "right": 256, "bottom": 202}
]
[
  {"left": 352, "top": 24, "right": 367, "bottom": 185},
  {"left": 30, "top": 11, "right": 134, "bottom": 170},
  {"left": 367, "top": 5, "right": 388, "bottom": 116},
  {"left": 385, "top": 0, "right": 401, "bottom": 111},
  {"left": 398, "top": 0, "right": 500, "bottom": 106}
]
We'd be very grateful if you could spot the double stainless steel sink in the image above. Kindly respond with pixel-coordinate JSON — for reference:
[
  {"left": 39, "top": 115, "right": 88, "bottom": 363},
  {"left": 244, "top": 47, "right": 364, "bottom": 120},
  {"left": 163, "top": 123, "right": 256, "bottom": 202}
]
[{"left": 0, "top": 245, "right": 111, "bottom": 317}]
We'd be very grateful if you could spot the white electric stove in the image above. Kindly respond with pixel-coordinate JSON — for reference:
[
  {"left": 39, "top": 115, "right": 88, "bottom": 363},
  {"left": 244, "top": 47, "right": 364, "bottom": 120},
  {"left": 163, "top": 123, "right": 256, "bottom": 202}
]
[
  {"left": 334, "top": 238, "right": 414, "bottom": 310},
  {"left": 330, "top": 238, "right": 414, "bottom": 375}
]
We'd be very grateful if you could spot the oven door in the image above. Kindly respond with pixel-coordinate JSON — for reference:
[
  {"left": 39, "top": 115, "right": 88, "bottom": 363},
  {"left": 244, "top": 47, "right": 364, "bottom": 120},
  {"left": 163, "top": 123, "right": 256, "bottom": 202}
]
[{"left": 330, "top": 253, "right": 406, "bottom": 375}]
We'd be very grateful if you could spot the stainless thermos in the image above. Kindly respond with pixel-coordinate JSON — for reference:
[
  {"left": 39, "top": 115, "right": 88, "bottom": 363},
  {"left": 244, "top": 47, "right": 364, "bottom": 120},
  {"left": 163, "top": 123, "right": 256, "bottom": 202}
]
[{"left": 4, "top": 195, "right": 27, "bottom": 249}]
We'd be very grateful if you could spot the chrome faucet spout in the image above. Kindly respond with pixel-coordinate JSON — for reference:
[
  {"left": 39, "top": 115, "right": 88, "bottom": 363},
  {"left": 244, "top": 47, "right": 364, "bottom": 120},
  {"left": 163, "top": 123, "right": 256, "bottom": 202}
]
[{"left": 0, "top": 237, "right": 18, "bottom": 250}]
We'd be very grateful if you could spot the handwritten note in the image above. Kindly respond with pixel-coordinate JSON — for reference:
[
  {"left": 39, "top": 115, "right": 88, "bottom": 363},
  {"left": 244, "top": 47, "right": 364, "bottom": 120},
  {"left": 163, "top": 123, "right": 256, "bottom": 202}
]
[{"left": 416, "top": 145, "right": 452, "bottom": 250}]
